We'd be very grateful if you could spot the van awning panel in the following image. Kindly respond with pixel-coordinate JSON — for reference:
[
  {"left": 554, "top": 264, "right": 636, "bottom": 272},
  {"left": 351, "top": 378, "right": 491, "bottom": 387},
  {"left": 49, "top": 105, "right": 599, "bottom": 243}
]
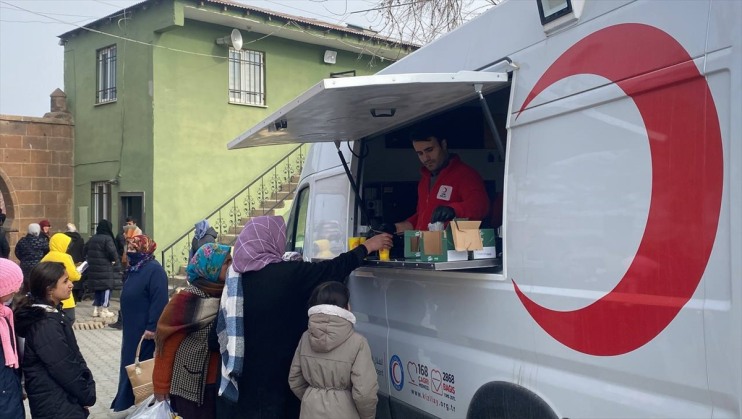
[{"left": 228, "top": 71, "right": 508, "bottom": 149}]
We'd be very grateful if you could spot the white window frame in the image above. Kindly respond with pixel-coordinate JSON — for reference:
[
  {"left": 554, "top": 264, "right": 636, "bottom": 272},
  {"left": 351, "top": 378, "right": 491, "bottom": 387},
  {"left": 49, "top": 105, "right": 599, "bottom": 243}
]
[
  {"left": 91, "top": 181, "right": 111, "bottom": 232},
  {"left": 96, "top": 45, "right": 117, "bottom": 104},
  {"left": 229, "top": 48, "right": 266, "bottom": 106}
]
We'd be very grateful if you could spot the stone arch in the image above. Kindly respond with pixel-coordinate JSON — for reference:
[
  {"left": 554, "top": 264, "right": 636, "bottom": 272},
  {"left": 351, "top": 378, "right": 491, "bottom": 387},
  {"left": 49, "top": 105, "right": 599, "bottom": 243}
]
[{"left": 0, "top": 167, "right": 18, "bottom": 229}]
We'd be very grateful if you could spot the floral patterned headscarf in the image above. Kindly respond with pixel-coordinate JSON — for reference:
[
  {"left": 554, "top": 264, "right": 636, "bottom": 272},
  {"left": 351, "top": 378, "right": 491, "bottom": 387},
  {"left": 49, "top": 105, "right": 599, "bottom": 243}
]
[
  {"left": 187, "top": 243, "right": 232, "bottom": 283},
  {"left": 127, "top": 235, "right": 157, "bottom": 273}
]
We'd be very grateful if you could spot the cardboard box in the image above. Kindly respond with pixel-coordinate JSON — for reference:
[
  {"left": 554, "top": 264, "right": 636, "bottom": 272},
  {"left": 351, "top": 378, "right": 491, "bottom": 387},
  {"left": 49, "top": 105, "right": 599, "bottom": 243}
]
[
  {"left": 404, "top": 230, "right": 422, "bottom": 259},
  {"left": 403, "top": 226, "right": 468, "bottom": 262},
  {"left": 472, "top": 228, "right": 497, "bottom": 259},
  {"left": 449, "top": 220, "right": 484, "bottom": 251}
]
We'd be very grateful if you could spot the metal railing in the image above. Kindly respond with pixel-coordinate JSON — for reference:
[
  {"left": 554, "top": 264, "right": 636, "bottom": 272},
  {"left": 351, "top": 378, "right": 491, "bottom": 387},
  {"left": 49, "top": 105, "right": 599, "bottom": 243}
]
[{"left": 160, "top": 144, "right": 307, "bottom": 276}]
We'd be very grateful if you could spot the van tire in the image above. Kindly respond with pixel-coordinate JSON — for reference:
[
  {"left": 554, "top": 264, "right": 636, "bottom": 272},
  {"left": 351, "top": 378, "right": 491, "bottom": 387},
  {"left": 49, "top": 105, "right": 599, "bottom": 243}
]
[{"left": 467, "top": 382, "right": 557, "bottom": 419}]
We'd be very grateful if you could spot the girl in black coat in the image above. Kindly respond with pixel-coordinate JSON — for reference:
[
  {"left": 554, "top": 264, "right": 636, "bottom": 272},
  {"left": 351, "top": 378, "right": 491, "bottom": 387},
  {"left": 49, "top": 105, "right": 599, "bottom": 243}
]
[{"left": 14, "top": 262, "right": 96, "bottom": 419}]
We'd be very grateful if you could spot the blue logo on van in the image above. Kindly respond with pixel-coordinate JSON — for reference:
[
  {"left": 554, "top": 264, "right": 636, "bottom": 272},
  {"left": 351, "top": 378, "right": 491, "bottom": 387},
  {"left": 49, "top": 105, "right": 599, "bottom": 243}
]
[{"left": 390, "top": 355, "right": 404, "bottom": 391}]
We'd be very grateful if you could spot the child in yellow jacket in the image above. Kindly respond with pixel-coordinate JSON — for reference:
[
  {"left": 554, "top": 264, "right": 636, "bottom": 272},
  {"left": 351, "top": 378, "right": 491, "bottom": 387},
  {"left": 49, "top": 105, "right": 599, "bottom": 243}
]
[{"left": 40, "top": 233, "right": 81, "bottom": 324}]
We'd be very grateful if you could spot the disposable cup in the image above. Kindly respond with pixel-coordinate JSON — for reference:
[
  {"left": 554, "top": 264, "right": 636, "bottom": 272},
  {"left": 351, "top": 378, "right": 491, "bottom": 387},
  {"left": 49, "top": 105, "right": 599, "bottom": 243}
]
[{"left": 348, "top": 237, "right": 361, "bottom": 250}]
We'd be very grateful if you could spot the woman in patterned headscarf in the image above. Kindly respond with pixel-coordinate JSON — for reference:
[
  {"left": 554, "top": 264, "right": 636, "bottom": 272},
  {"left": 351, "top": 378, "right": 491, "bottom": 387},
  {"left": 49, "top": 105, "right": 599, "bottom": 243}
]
[
  {"left": 153, "top": 243, "right": 232, "bottom": 419},
  {"left": 111, "top": 235, "right": 169, "bottom": 412}
]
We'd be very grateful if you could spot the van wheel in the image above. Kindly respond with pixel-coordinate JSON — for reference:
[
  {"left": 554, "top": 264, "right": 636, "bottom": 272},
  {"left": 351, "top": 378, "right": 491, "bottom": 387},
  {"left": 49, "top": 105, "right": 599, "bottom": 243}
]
[{"left": 467, "top": 382, "right": 557, "bottom": 419}]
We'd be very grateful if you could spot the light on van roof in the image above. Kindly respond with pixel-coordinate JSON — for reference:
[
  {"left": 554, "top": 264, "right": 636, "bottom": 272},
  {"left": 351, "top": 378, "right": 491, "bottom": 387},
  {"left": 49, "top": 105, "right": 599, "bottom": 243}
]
[{"left": 537, "top": 0, "right": 573, "bottom": 25}]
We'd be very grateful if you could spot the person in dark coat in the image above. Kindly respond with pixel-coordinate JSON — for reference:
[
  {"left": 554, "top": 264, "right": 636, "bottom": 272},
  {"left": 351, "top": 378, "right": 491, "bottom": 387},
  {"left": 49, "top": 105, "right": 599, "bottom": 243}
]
[
  {"left": 0, "top": 215, "right": 9, "bottom": 259},
  {"left": 65, "top": 223, "right": 87, "bottom": 303},
  {"left": 0, "top": 259, "right": 25, "bottom": 419},
  {"left": 111, "top": 235, "right": 168, "bottom": 412},
  {"left": 215, "top": 216, "right": 392, "bottom": 419},
  {"left": 64, "top": 223, "right": 85, "bottom": 264},
  {"left": 38, "top": 219, "right": 52, "bottom": 243},
  {"left": 84, "top": 219, "right": 121, "bottom": 318},
  {"left": 0, "top": 233, "right": 9, "bottom": 259},
  {"left": 14, "top": 223, "right": 49, "bottom": 291},
  {"left": 14, "top": 262, "right": 96, "bottom": 419},
  {"left": 190, "top": 219, "right": 218, "bottom": 260}
]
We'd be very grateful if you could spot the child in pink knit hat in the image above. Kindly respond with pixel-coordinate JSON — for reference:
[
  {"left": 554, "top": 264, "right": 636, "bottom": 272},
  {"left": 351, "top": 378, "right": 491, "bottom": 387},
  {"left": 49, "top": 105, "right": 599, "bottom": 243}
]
[{"left": 0, "top": 258, "right": 25, "bottom": 417}]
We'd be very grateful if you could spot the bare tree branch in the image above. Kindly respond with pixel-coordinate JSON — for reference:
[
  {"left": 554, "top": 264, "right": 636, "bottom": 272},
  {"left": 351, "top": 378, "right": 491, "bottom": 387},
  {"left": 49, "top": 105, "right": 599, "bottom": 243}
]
[{"left": 372, "top": 0, "right": 499, "bottom": 44}]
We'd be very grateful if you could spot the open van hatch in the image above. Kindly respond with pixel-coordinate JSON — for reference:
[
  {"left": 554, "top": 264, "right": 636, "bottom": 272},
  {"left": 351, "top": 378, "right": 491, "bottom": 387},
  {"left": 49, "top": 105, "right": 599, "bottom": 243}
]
[{"left": 227, "top": 71, "right": 508, "bottom": 149}]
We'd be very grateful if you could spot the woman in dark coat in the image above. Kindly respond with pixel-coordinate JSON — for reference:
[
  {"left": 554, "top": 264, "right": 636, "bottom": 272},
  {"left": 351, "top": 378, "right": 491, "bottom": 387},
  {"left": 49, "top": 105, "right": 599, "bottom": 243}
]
[
  {"left": 84, "top": 219, "right": 121, "bottom": 318},
  {"left": 111, "top": 235, "right": 168, "bottom": 411},
  {"left": 14, "top": 223, "right": 49, "bottom": 289},
  {"left": 215, "top": 216, "right": 392, "bottom": 419},
  {"left": 14, "top": 262, "right": 96, "bottom": 418}
]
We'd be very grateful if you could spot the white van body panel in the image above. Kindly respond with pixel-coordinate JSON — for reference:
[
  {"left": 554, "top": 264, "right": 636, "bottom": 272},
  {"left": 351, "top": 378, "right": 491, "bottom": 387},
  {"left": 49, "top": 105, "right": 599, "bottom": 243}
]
[{"left": 243, "top": 0, "right": 741, "bottom": 417}]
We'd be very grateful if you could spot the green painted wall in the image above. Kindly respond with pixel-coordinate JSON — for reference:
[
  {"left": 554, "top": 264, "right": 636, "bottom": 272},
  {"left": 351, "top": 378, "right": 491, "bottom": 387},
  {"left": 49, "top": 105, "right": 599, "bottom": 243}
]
[
  {"left": 64, "top": 0, "right": 403, "bottom": 248},
  {"left": 64, "top": 3, "right": 160, "bottom": 236}
]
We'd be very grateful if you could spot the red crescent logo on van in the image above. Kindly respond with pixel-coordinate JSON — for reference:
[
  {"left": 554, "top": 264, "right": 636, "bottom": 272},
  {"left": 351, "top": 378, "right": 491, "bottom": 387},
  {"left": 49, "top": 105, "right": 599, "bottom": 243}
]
[{"left": 512, "top": 24, "right": 723, "bottom": 356}]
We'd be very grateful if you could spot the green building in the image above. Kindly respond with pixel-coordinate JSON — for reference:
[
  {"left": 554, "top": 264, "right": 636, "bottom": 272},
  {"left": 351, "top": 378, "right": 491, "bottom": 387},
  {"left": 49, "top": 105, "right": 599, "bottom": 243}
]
[{"left": 60, "top": 0, "right": 415, "bottom": 258}]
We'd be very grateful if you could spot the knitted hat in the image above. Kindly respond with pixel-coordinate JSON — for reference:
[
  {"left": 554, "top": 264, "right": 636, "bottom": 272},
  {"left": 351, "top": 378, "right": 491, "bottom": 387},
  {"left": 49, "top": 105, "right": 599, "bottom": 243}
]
[
  {"left": 28, "top": 223, "right": 41, "bottom": 236},
  {"left": 39, "top": 219, "right": 51, "bottom": 228},
  {"left": 0, "top": 259, "right": 23, "bottom": 297}
]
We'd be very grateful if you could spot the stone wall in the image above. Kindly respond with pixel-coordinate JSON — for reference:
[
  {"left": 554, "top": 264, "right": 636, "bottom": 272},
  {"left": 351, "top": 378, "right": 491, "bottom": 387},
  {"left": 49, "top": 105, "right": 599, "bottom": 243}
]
[{"left": 0, "top": 89, "right": 74, "bottom": 257}]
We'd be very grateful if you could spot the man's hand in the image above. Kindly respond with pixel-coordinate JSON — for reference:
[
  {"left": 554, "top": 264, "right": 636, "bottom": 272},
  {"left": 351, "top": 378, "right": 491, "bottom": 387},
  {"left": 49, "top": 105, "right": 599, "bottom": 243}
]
[
  {"left": 431, "top": 206, "right": 456, "bottom": 223},
  {"left": 142, "top": 330, "right": 156, "bottom": 340}
]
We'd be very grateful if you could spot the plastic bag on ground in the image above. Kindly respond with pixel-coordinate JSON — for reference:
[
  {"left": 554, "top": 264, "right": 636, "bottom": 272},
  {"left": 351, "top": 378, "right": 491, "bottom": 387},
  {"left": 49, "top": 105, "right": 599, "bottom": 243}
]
[{"left": 126, "top": 395, "right": 178, "bottom": 419}]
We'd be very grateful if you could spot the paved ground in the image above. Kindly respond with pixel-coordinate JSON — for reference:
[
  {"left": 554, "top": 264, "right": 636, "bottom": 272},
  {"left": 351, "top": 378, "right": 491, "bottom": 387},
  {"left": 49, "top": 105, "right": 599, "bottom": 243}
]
[{"left": 23, "top": 298, "right": 138, "bottom": 419}]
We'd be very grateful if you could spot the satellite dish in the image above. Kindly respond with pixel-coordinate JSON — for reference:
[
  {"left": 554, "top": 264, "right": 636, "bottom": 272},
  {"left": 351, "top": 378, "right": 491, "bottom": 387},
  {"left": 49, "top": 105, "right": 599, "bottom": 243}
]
[{"left": 216, "top": 29, "right": 243, "bottom": 50}]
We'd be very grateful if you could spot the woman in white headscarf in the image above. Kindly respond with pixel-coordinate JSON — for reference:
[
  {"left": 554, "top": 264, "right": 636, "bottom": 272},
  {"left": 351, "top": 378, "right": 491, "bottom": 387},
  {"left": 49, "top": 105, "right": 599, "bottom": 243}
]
[{"left": 14, "top": 224, "right": 49, "bottom": 291}]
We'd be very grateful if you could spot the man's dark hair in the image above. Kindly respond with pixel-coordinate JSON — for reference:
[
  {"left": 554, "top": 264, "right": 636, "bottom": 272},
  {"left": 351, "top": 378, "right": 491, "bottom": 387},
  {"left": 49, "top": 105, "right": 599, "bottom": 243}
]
[
  {"left": 308, "top": 281, "right": 350, "bottom": 309},
  {"left": 125, "top": 216, "right": 137, "bottom": 224},
  {"left": 408, "top": 121, "right": 446, "bottom": 144}
]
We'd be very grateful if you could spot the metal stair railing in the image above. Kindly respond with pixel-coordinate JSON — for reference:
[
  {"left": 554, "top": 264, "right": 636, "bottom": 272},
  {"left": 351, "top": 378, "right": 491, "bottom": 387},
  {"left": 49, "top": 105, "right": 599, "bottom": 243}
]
[{"left": 160, "top": 144, "right": 307, "bottom": 276}]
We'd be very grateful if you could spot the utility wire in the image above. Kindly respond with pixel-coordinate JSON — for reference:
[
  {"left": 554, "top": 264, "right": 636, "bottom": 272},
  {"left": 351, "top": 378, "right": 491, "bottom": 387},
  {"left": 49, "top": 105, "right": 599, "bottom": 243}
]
[{"left": 0, "top": 0, "right": 403, "bottom": 60}]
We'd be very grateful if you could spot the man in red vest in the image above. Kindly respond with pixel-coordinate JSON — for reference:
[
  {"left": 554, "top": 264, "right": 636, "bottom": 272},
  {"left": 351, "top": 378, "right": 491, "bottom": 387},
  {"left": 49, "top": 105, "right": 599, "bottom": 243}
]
[{"left": 392, "top": 130, "right": 489, "bottom": 233}]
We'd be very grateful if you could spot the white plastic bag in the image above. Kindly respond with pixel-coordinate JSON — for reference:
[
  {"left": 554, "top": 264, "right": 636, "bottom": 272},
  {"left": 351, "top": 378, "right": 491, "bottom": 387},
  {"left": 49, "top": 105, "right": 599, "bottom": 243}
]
[{"left": 126, "top": 395, "right": 175, "bottom": 419}]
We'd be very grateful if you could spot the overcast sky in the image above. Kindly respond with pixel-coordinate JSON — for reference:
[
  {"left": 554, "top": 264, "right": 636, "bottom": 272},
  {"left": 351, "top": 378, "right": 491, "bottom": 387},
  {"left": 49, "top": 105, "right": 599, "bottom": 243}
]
[{"left": 0, "top": 0, "right": 403, "bottom": 117}]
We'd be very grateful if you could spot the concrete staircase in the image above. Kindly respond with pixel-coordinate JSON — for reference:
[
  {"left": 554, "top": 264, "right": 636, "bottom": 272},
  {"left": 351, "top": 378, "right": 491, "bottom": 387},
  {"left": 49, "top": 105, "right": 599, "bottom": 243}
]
[
  {"left": 217, "top": 175, "right": 299, "bottom": 246},
  {"left": 166, "top": 174, "right": 301, "bottom": 293}
]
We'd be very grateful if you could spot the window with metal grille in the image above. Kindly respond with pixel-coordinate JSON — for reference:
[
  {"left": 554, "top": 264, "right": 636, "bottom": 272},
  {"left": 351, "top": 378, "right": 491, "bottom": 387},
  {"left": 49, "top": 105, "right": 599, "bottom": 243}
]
[
  {"left": 96, "top": 45, "right": 117, "bottom": 104},
  {"left": 91, "top": 181, "right": 111, "bottom": 233},
  {"left": 229, "top": 48, "right": 265, "bottom": 106}
]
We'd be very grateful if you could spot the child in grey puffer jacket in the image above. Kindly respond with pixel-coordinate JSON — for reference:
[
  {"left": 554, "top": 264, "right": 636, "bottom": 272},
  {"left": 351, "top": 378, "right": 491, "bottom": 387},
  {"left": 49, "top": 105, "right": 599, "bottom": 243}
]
[{"left": 288, "top": 282, "right": 378, "bottom": 419}]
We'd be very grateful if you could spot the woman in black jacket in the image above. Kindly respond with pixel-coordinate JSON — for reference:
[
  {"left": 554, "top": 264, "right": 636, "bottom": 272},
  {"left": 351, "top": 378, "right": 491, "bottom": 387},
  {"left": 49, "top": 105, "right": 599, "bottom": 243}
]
[
  {"left": 14, "top": 223, "right": 49, "bottom": 290},
  {"left": 84, "top": 219, "right": 121, "bottom": 318},
  {"left": 14, "top": 262, "right": 96, "bottom": 418},
  {"left": 215, "top": 216, "right": 392, "bottom": 419}
]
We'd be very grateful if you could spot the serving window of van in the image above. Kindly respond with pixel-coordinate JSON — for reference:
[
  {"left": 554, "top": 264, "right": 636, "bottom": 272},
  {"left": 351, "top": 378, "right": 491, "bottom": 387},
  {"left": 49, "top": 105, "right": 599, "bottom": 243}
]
[
  {"left": 229, "top": 71, "right": 512, "bottom": 272},
  {"left": 348, "top": 85, "right": 510, "bottom": 272}
]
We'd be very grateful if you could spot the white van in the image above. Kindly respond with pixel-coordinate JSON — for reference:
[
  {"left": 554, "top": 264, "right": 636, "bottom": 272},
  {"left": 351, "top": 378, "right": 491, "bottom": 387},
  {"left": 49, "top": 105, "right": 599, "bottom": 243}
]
[{"left": 229, "top": 0, "right": 741, "bottom": 417}]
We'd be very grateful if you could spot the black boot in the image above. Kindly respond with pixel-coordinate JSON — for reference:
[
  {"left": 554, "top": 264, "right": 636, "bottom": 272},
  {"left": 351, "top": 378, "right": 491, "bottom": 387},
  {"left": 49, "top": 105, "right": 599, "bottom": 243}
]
[{"left": 108, "top": 310, "right": 123, "bottom": 330}]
